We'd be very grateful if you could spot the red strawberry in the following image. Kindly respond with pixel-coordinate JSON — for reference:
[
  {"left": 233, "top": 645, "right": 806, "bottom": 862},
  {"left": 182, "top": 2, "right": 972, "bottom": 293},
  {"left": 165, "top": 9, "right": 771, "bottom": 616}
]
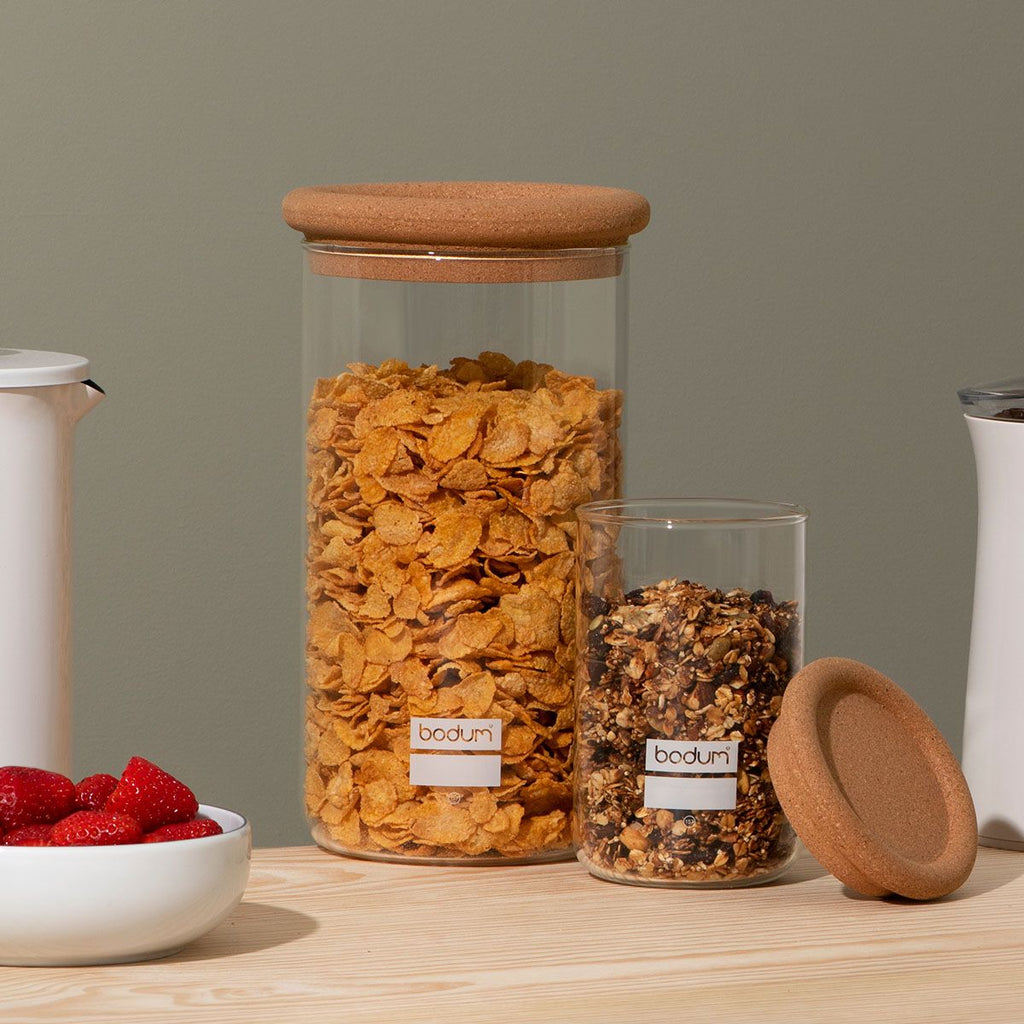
[
  {"left": 104, "top": 756, "right": 198, "bottom": 832},
  {"left": 74, "top": 773, "right": 119, "bottom": 811},
  {"left": 142, "top": 818, "right": 223, "bottom": 843},
  {"left": 50, "top": 810, "right": 142, "bottom": 846},
  {"left": 1, "top": 824, "right": 54, "bottom": 846},
  {"left": 0, "top": 766, "right": 75, "bottom": 829}
]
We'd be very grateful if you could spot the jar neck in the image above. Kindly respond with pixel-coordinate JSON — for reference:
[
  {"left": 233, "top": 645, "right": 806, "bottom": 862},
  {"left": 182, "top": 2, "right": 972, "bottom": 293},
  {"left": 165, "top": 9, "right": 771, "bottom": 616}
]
[{"left": 301, "top": 242, "right": 628, "bottom": 284}]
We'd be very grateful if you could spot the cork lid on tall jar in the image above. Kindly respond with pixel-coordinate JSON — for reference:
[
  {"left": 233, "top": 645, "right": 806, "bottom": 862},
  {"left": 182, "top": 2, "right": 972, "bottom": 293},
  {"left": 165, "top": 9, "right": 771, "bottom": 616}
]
[{"left": 282, "top": 181, "right": 651, "bottom": 283}]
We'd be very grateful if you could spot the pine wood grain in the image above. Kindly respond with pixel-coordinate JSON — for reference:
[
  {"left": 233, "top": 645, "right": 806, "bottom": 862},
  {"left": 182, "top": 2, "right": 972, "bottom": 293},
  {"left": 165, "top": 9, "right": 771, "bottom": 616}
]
[{"left": 2, "top": 845, "right": 1022, "bottom": 1023}]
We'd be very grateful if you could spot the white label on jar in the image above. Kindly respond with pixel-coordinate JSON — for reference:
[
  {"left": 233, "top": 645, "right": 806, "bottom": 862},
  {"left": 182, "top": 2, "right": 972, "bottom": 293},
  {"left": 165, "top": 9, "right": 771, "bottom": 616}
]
[
  {"left": 409, "top": 753, "right": 502, "bottom": 788},
  {"left": 410, "top": 717, "right": 502, "bottom": 751},
  {"left": 642, "top": 775, "right": 738, "bottom": 811},
  {"left": 408, "top": 718, "right": 503, "bottom": 788},
  {"left": 644, "top": 739, "right": 739, "bottom": 774}
]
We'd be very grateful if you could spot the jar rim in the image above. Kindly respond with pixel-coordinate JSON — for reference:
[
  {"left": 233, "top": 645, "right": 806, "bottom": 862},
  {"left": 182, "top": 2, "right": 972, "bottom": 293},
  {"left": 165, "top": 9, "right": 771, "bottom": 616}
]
[
  {"left": 301, "top": 241, "right": 627, "bottom": 260},
  {"left": 577, "top": 497, "right": 809, "bottom": 526},
  {"left": 299, "top": 241, "right": 629, "bottom": 283}
]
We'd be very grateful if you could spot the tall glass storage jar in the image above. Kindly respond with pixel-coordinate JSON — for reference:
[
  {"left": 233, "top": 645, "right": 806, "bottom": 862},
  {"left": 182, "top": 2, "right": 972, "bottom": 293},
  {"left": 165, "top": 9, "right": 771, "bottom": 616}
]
[{"left": 283, "top": 182, "right": 650, "bottom": 863}]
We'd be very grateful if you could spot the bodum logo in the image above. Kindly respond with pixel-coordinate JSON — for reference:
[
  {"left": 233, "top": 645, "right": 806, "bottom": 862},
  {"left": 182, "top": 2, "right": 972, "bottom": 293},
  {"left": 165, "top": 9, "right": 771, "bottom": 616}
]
[
  {"left": 416, "top": 722, "right": 496, "bottom": 747},
  {"left": 645, "top": 739, "right": 739, "bottom": 774},
  {"left": 410, "top": 718, "right": 502, "bottom": 752}
]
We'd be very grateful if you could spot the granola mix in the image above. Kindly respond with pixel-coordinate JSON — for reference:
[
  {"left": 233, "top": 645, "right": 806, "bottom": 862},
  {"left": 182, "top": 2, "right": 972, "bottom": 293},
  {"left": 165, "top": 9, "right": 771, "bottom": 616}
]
[
  {"left": 574, "top": 579, "right": 800, "bottom": 884},
  {"left": 305, "top": 352, "right": 621, "bottom": 860}
]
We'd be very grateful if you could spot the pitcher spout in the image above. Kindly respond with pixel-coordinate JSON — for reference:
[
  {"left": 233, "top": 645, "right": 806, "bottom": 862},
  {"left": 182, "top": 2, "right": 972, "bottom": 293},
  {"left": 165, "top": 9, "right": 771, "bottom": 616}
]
[{"left": 70, "top": 379, "right": 105, "bottom": 422}]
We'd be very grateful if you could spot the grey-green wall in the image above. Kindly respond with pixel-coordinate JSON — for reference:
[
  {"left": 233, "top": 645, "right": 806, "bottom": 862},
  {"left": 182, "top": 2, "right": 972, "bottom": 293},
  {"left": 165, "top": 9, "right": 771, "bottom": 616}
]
[{"left": 3, "top": 2, "right": 1022, "bottom": 847}]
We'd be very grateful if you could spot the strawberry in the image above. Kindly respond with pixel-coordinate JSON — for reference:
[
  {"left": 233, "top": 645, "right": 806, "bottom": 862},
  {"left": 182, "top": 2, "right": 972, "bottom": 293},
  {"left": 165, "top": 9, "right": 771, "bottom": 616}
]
[
  {"left": 0, "top": 766, "right": 75, "bottom": 829},
  {"left": 50, "top": 810, "right": 142, "bottom": 846},
  {"left": 104, "top": 756, "right": 198, "bottom": 832},
  {"left": 1, "top": 824, "right": 54, "bottom": 846},
  {"left": 74, "top": 773, "right": 119, "bottom": 811},
  {"left": 142, "top": 818, "right": 223, "bottom": 843}
]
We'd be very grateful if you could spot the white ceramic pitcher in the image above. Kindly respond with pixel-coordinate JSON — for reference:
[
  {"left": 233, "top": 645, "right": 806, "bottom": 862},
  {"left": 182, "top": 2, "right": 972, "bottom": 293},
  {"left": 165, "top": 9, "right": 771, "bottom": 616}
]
[
  {"left": 959, "top": 378, "right": 1024, "bottom": 850},
  {"left": 0, "top": 349, "right": 104, "bottom": 775}
]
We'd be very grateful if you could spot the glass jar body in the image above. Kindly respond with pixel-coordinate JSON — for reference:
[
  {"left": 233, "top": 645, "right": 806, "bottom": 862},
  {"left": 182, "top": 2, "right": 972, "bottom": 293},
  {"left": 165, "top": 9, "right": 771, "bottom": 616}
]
[
  {"left": 303, "top": 245, "right": 628, "bottom": 864},
  {"left": 574, "top": 499, "right": 806, "bottom": 887}
]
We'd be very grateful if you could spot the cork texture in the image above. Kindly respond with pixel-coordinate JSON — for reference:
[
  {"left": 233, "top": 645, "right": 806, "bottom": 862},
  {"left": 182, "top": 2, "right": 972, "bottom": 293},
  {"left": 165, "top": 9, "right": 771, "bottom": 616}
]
[
  {"left": 282, "top": 182, "right": 649, "bottom": 283},
  {"left": 767, "top": 657, "right": 978, "bottom": 900}
]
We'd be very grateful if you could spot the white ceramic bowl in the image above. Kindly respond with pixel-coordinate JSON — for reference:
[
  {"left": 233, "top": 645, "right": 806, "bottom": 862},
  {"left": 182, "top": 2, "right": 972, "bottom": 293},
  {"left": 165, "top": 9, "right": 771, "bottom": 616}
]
[{"left": 0, "top": 804, "right": 251, "bottom": 966}]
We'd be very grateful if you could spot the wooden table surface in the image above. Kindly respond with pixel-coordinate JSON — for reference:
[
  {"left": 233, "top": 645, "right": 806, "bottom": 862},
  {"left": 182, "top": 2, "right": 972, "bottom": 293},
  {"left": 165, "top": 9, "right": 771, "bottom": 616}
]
[{"left": 2, "top": 844, "right": 1022, "bottom": 1023}]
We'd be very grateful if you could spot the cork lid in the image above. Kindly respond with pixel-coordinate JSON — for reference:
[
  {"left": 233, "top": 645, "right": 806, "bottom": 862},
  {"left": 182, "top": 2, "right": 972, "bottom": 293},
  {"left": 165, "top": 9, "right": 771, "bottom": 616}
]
[
  {"left": 281, "top": 181, "right": 650, "bottom": 283},
  {"left": 767, "top": 657, "right": 977, "bottom": 900}
]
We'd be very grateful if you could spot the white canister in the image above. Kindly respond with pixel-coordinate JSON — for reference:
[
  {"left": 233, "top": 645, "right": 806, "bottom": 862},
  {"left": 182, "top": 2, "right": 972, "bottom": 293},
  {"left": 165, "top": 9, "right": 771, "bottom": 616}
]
[
  {"left": 960, "top": 378, "right": 1024, "bottom": 850},
  {"left": 0, "top": 350, "right": 103, "bottom": 774}
]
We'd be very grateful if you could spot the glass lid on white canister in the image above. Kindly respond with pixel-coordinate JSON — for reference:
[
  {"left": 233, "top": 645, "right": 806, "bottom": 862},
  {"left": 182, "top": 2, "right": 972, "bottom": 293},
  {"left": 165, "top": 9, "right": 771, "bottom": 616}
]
[{"left": 958, "top": 377, "right": 1024, "bottom": 420}]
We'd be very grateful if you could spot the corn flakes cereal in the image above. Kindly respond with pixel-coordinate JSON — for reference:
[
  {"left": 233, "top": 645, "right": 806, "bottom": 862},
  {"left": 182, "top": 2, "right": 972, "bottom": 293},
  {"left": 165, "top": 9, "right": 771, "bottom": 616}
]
[{"left": 304, "top": 352, "right": 621, "bottom": 861}]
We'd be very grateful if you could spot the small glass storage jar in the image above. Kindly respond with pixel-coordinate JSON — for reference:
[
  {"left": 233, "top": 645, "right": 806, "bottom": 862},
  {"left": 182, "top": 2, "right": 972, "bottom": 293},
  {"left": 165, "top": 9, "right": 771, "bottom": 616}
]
[
  {"left": 574, "top": 498, "right": 806, "bottom": 886},
  {"left": 283, "top": 182, "right": 649, "bottom": 863}
]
